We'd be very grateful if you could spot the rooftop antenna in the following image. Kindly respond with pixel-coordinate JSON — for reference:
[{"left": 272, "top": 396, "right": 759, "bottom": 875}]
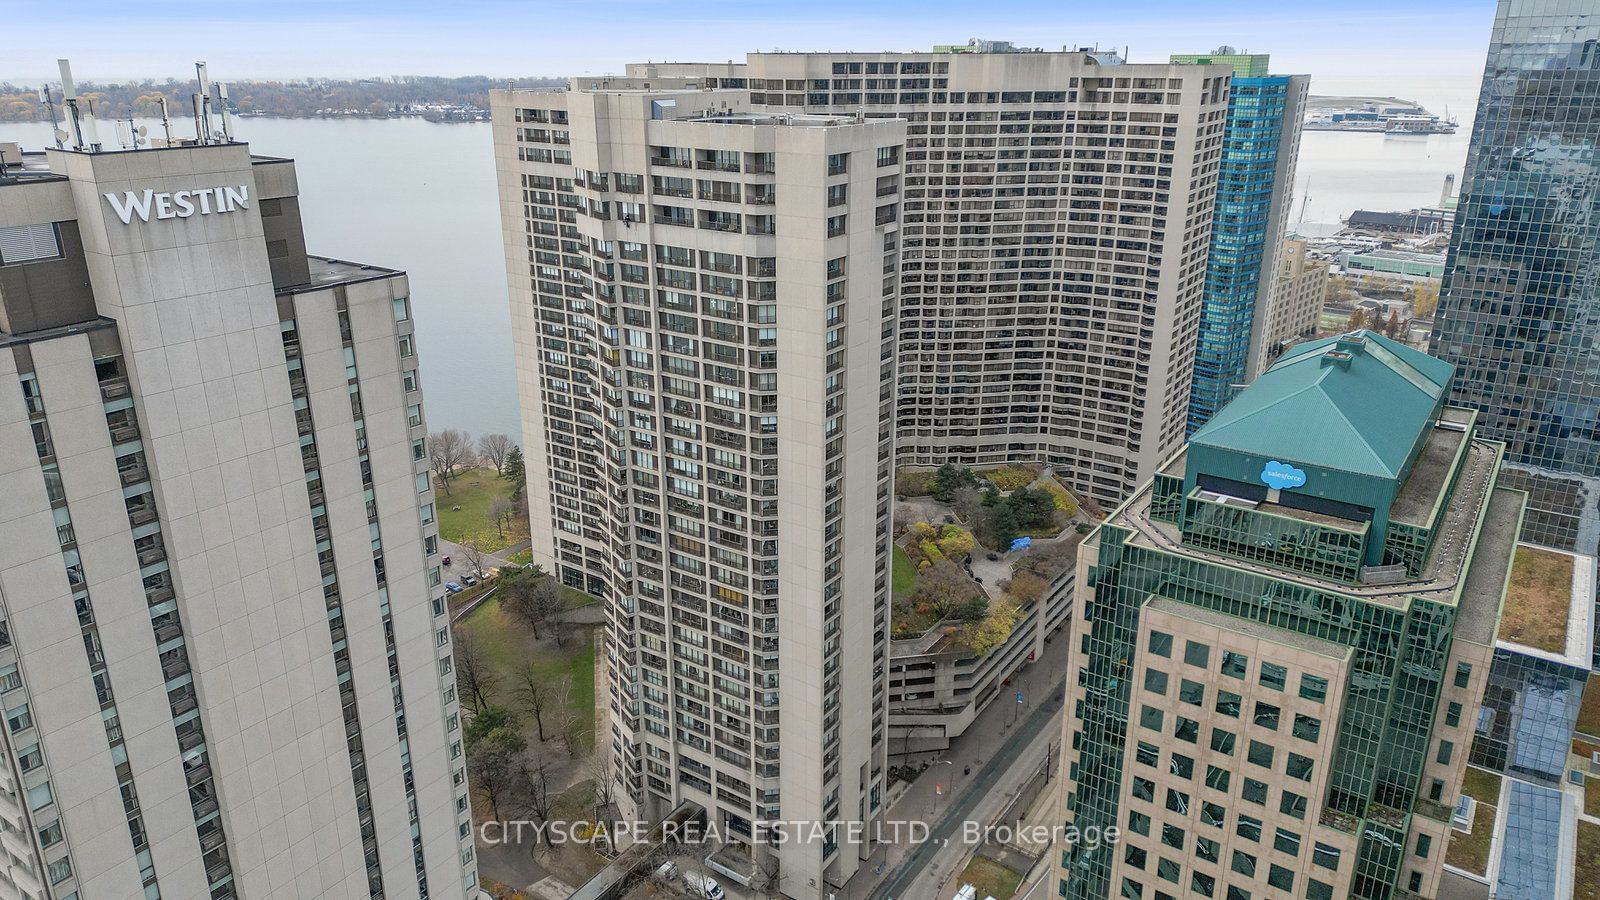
[
  {"left": 39, "top": 86, "right": 64, "bottom": 148},
  {"left": 194, "top": 61, "right": 213, "bottom": 144},
  {"left": 214, "top": 80, "right": 233, "bottom": 142},
  {"left": 158, "top": 96, "right": 173, "bottom": 145},
  {"left": 57, "top": 58, "right": 85, "bottom": 148}
]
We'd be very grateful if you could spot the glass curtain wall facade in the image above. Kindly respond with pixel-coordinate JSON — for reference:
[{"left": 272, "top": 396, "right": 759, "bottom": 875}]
[
  {"left": 1429, "top": 0, "right": 1600, "bottom": 542},
  {"left": 1187, "top": 74, "right": 1305, "bottom": 433}
]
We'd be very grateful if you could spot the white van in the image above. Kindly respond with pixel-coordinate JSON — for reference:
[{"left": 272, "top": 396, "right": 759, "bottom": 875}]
[{"left": 682, "top": 871, "right": 725, "bottom": 899}]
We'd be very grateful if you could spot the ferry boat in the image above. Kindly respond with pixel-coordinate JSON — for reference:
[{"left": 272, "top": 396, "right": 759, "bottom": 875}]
[{"left": 1305, "top": 103, "right": 1458, "bottom": 135}]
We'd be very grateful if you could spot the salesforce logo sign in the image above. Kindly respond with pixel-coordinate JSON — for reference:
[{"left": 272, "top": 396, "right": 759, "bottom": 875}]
[{"left": 1260, "top": 460, "right": 1308, "bottom": 490}]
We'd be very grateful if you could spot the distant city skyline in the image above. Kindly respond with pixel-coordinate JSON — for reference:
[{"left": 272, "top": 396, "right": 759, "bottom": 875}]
[{"left": 6, "top": 0, "right": 1496, "bottom": 83}]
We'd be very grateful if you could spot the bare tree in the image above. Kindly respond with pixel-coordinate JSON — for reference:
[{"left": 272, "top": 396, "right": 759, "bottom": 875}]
[
  {"left": 470, "top": 741, "right": 518, "bottom": 821},
  {"left": 579, "top": 750, "right": 619, "bottom": 852},
  {"left": 428, "top": 429, "right": 474, "bottom": 496},
  {"left": 478, "top": 433, "right": 514, "bottom": 475},
  {"left": 459, "top": 538, "right": 491, "bottom": 580},
  {"left": 515, "top": 747, "right": 558, "bottom": 845},
  {"left": 516, "top": 659, "right": 556, "bottom": 741},
  {"left": 488, "top": 495, "right": 514, "bottom": 539},
  {"left": 453, "top": 631, "right": 500, "bottom": 713},
  {"left": 551, "top": 675, "right": 585, "bottom": 758},
  {"left": 501, "top": 566, "right": 564, "bottom": 641},
  {"left": 748, "top": 857, "right": 785, "bottom": 899}
]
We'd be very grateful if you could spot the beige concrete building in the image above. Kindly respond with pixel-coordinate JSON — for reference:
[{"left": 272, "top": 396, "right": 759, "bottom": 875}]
[
  {"left": 0, "top": 119, "right": 473, "bottom": 897},
  {"left": 491, "top": 86, "right": 901, "bottom": 896},
  {"left": 1255, "top": 238, "right": 1328, "bottom": 370},
  {"left": 621, "top": 49, "right": 1233, "bottom": 508}
]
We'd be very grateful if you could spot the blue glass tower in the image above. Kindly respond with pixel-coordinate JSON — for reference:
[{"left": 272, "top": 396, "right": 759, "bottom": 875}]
[
  {"left": 1430, "top": 0, "right": 1600, "bottom": 554},
  {"left": 1177, "top": 55, "right": 1307, "bottom": 434}
]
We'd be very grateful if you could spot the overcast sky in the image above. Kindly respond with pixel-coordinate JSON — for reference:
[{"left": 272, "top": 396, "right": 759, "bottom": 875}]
[{"left": 3, "top": 0, "right": 1497, "bottom": 85}]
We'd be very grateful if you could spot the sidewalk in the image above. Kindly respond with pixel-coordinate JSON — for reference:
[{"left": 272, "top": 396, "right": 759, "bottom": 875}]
[{"left": 833, "top": 634, "right": 1068, "bottom": 899}]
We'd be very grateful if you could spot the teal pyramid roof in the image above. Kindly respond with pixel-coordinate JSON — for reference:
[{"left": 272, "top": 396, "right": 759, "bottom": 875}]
[{"left": 1189, "top": 330, "right": 1453, "bottom": 480}]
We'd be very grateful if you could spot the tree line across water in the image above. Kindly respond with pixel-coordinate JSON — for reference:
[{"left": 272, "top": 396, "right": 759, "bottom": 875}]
[{"left": 0, "top": 74, "right": 567, "bottom": 121}]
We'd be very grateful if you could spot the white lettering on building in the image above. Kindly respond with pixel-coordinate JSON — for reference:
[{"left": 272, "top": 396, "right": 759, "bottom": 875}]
[{"left": 103, "top": 185, "right": 251, "bottom": 225}]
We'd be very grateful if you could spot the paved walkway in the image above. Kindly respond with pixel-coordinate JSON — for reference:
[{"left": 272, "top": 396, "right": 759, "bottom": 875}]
[{"left": 826, "top": 634, "right": 1068, "bottom": 900}]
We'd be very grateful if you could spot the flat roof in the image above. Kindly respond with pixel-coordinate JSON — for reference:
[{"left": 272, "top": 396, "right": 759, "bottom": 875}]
[
  {"left": 275, "top": 256, "right": 400, "bottom": 294},
  {"left": 675, "top": 112, "right": 870, "bottom": 127},
  {"left": 1456, "top": 487, "right": 1524, "bottom": 645},
  {"left": 1146, "top": 597, "right": 1352, "bottom": 660},
  {"left": 1390, "top": 422, "right": 1467, "bottom": 525}
]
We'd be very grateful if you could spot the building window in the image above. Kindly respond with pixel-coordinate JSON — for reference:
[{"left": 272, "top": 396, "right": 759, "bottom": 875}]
[
  {"left": 1183, "top": 640, "right": 1209, "bottom": 668},
  {"left": 1149, "top": 631, "right": 1173, "bottom": 657},
  {"left": 1312, "top": 842, "right": 1341, "bottom": 870},
  {"left": 1140, "top": 705, "right": 1164, "bottom": 732},
  {"left": 1286, "top": 753, "right": 1314, "bottom": 781},
  {"left": 1220, "top": 651, "right": 1248, "bottom": 679},
  {"left": 6, "top": 703, "right": 32, "bottom": 733},
  {"left": 1210, "top": 728, "right": 1236, "bottom": 755},
  {"left": 393, "top": 297, "right": 410, "bottom": 321},
  {"left": 1445, "top": 701, "right": 1462, "bottom": 727},
  {"left": 1253, "top": 702, "right": 1280, "bottom": 730},
  {"left": 1415, "top": 833, "right": 1432, "bottom": 859},
  {"left": 1230, "top": 849, "right": 1256, "bottom": 878},
  {"left": 1454, "top": 662, "right": 1471, "bottom": 688},
  {"left": 1436, "top": 740, "right": 1454, "bottom": 765},
  {"left": 1259, "top": 662, "right": 1287, "bottom": 690},
  {"left": 1279, "top": 791, "right": 1308, "bottom": 819},
  {"left": 1144, "top": 668, "right": 1169, "bottom": 696},
  {"left": 1179, "top": 679, "right": 1204, "bottom": 705},
  {"left": 26, "top": 781, "right": 51, "bottom": 811},
  {"left": 1300, "top": 674, "right": 1328, "bottom": 702},
  {"left": 1215, "top": 690, "right": 1241, "bottom": 717},
  {"left": 1293, "top": 714, "right": 1321, "bottom": 743},
  {"left": 1242, "top": 778, "right": 1267, "bottom": 805},
  {"left": 1204, "top": 765, "right": 1230, "bottom": 792},
  {"left": 1247, "top": 740, "right": 1274, "bottom": 769}
]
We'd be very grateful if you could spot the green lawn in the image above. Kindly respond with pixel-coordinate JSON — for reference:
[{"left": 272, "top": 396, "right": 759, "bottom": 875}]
[
  {"left": 1460, "top": 765, "right": 1502, "bottom": 806},
  {"left": 506, "top": 549, "right": 533, "bottom": 566},
  {"left": 1578, "top": 822, "right": 1600, "bottom": 900},
  {"left": 435, "top": 467, "right": 528, "bottom": 552},
  {"left": 1579, "top": 672, "right": 1600, "bottom": 737},
  {"left": 892, "top": 545, "right": 917, "bottom": 599},
  {"left": 956, "top": 855, "right": 1024, "bottom": 900},
  {"left": 1446, "top": 796, "right": 1495, "bottom": 877},
  {"left": 455, "top": 594, "right": 595, "bottom": 744}
]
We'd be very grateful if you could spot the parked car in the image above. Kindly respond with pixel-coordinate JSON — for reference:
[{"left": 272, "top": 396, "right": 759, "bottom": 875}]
[
  {"left": 444, "top": 582, "right": 463, "bottom": 594},
  {"left": 441, "top": 555, "right": 451, "bottom": 567},
  {"left": 461, "top": 574, "right": 479, "bottom": 587},
  {"left": 682, "top": 873, "right": 724, "bottom": 899},
  {"left": 652, "top": 861, "right": 678, "bottom": 884}
]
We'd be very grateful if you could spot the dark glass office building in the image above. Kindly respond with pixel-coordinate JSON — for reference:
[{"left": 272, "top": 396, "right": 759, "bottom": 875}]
[{"left": 1429, "top": 0, "right": 1600, "bottom": 551}]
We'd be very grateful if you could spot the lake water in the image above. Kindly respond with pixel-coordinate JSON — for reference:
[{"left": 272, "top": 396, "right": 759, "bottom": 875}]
[{"left": 0, "top": 72, "right": 1484, "bottom": 436}]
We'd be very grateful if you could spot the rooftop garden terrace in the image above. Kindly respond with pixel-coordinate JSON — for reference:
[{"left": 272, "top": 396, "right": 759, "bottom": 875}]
[
  {"left": 890, "top": 464, "right": 1088, "bottom": 654},
  {"left": 1498, "top": 544, "right": 1577, "bottom": 654}
]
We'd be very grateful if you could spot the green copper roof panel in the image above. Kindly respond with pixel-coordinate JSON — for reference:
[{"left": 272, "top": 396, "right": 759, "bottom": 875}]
[{"left": 1189, "top": 330, "right": 1452, "bottom": 479}]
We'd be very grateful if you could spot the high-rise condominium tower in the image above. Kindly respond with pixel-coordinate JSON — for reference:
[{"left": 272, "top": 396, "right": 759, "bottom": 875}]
[
  {"left": 0, "top": 104, "right": 473, "bottom": 898},
  {"left": 1168, "top": 50, "right": 1308, "bottom": 432},
  {"left": 626, "top": 47, "right": 1233, "bottom": 506},
  {"left": 1056, "top": 331, "right": 1518, "bottom": 900},
  {"left": 1429, "top": 0, "right": 1600, "bottom": 554},
  {"left": 491, "top": 86, "right": 902, "bottom": 896}
]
